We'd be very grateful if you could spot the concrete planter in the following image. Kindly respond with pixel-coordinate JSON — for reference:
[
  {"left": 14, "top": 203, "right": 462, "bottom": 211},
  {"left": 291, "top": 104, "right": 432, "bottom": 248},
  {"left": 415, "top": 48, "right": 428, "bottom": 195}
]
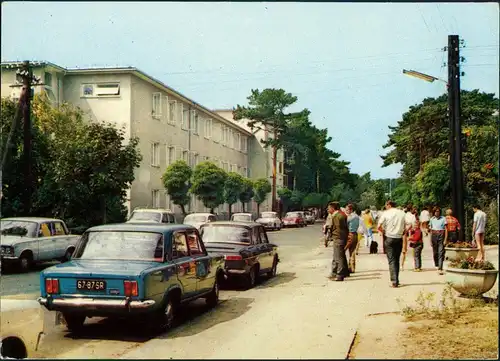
[
  {"left": 444, "top": 247, "right": 479, "bottom": 261},
  {"left": 445, "top": 267, "right": 498, "bottom": 297}
]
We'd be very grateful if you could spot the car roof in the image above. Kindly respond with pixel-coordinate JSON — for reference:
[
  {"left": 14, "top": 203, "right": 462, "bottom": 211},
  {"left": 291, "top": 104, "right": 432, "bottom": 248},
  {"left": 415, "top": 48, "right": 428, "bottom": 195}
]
[
  {"left": 185, "top": 213, "right": 213, "bottom": 217},
  {"left": 132, "top": 208, "right": 173, "bottom": 213},
  {"left": 87, "top": 223, "right": 194, "bottom": 234},
  {"left": 204, "top": 221, "right": 261, "bottom": 228},
  {"left": 232, "top": 213, "right": 252, "bottom": 216},
  {"left": 1, "top": 217, "right": 62, "bottom": 223}
]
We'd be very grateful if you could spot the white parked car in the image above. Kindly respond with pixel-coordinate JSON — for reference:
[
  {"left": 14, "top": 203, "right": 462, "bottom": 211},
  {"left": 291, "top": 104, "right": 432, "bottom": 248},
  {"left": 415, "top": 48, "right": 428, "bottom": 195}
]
[
  {"left": 304, "top": 211, "right": 315, "bottom": 225},
  {"left": 1, "top": 299, "right": 46, "bottom": 359},
  {"left": 230, "top": 213, "right": 253, "bottom": 222},
  {"left": 127, "top": 208, "right": 176, "bottom": 224},
  {"left": 0, "top": 217, "right": 80, "bottom": 272},
  {"left": 183, "top": 213, "right": 217, "bottom": 230},
  {"left": 255, "top": 211, "right": 282, "bottom": 231}
]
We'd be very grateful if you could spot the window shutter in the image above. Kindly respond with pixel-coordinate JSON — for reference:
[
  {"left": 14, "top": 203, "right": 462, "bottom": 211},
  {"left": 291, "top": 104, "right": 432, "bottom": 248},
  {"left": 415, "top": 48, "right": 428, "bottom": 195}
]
[{"left": 165, "top": 95, "right": 169, "bottom": 121}]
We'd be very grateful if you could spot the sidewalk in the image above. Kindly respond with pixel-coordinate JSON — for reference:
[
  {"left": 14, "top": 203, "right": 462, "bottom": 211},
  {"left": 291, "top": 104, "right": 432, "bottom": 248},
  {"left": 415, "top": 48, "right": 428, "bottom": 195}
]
[{"left": 118, "top": 233, "right": 498, "bottom": 359}]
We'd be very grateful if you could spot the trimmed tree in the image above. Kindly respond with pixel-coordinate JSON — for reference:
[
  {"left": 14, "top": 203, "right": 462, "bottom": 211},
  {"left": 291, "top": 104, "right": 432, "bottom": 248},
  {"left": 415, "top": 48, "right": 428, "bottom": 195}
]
[
  {"left": 190, "top": 161, "right": 227, "bottom": 214},
  {"left": 161, "top": 160, "right": 192, "bottom": 216},
  {"left": 253, "top": 178, "right": 272, "bottom": 215},
  {"left": 224, "top": 172, "right": 245, "bottom": 217},
  {"left": 239, "top": 178, "right": 255, "bottom": 212},
  {"left": 277, "top": 187, "right": 293, "bottom": 215}
]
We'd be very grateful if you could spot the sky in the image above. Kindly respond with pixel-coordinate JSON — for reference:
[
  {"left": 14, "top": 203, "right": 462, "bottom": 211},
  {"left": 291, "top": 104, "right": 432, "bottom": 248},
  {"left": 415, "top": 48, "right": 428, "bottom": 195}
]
[{"left": 2, "top": 2, "right": 498, "bottom": 179}]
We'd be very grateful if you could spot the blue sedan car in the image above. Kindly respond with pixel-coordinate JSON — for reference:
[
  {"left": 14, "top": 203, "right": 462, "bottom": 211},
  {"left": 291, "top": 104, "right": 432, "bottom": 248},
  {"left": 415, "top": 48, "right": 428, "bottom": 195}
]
[{"left": 37, "top": 223, "right": 224, "bottom": 332}]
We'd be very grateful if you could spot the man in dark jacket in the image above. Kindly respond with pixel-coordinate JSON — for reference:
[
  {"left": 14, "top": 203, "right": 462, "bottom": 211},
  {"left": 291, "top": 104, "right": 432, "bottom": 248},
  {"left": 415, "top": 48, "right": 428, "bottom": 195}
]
[{"left": 326, "top": 201, "right": 349, "bottom": 281}]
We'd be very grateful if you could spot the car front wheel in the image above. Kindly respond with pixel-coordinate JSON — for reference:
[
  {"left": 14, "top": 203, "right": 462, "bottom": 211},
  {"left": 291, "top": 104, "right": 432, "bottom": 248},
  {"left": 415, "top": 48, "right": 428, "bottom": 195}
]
[
  {"left": 246, "top": 266, "right": 258, "bottom": 289},
  {"left": 267, "top": 257, "right": 278, "bottom": 278},
  {"left": 206, "top": 278, "right": 219, "bottom": 308}
]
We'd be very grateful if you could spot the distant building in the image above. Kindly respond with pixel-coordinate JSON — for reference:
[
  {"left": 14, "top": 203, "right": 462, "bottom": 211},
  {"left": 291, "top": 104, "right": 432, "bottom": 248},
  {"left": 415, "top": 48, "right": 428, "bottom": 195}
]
[{"left": 1, "top": 61, "right": 269, "bottom": 217}]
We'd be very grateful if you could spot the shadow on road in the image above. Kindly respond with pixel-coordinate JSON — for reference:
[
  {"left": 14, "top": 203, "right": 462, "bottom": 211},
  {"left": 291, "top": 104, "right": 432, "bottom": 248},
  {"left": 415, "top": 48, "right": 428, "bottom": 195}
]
[
  {"left": 256, "top": 272, "right": 297, "bottom": 289},
  {"left": 345, "top": 276, "right": 382, "bottom": 281},
  {"left": 1, "top": 261, "right": 59, "bottom": 275},
  {"left": 61, "top": 297, "right": 254, "bottom": 342},
  {"left": 398, "top": 281, "right": 446, "bottom": 287},
  {"left": 162, "top": 297, "right": 254, "bottom": 339}
]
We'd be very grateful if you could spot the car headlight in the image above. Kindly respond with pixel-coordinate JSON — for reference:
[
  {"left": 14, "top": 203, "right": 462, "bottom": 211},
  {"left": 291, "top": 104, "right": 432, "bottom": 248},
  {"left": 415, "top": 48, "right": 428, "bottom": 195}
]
[{"left": 1, "top": 246, "right": 14, "bottom": 256}]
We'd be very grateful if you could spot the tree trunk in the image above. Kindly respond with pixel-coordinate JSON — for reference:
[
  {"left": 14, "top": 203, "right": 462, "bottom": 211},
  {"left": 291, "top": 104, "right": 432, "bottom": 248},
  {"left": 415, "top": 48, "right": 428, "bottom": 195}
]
[
  {"left": 241, "top": 201, "right": 246, "bottom": 212},
  {"left": 228, "top": 203, "right": 232, "bottom": 218},
  {"left": 257, "top": 203, "right": 260, "bottom": 216},
  {"left": 179, "top": 204, "right": 187, "bottom": 216}
]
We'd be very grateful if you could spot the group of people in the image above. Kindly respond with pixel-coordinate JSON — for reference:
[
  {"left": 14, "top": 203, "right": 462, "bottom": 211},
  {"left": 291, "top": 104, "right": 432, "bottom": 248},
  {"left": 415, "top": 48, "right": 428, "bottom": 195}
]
[{"left": 324, "top": 200, "right": 488, "bottom": 287}]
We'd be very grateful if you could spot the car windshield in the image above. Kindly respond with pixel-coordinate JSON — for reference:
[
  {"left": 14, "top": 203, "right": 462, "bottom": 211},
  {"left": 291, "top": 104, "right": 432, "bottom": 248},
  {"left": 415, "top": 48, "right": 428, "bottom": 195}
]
[
  {"left": 128, "top": 212, "right": 161, "bottom": 223},
  {"left": 0, "top": 220, "right": 37, "bottom": 237},
  {"left": 232, "top": 214, "right": 251, "bottom": 222},
  {"left": 200, "top": 225, "right": 251, "bottom": 244},
  {"left": 261, "top": 212, "right": 276, "bottom": 218},
  {"left": 286, "top": 212, "right": 300, "bottom": 218},
  {"left": 74, "top": 231, "right": 164, "bottom": 261},
  {"left": 184, "top": 214, "right": 208, "bottom": 223}
]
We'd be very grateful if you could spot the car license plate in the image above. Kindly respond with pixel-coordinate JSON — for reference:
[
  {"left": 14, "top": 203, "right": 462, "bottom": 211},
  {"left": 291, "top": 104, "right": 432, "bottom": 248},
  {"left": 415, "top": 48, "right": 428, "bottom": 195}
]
[{"left": 76, "top": 279, "right": 106, "bottom": 291}]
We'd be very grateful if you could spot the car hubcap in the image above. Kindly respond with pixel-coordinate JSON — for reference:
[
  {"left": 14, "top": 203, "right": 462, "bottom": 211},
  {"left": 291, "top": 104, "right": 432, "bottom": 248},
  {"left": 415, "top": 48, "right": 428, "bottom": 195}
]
[
  {"left": 165, "top": 302, "right": 173, "bottom": 325},
  {"left": 21, "top": 258, "right": 29, "bottom": 269}
]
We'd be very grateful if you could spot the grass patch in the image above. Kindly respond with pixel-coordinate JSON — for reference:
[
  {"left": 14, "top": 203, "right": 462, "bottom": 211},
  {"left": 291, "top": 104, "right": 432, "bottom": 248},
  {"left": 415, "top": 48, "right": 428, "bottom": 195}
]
[{"left": 397, "top": 285, "right": 498, "bottom": 359}]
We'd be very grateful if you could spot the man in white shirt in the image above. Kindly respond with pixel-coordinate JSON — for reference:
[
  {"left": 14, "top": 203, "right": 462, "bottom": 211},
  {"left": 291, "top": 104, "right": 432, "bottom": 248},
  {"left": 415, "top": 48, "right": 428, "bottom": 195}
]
[
  {"left": 377, "top": 200, "right": 407, "bottom": 288},
  {"left": 419, "top": 206, "right": 431, "bottom": 236},
  {"left": 472, "top": 204, "right": 487, "bottom": 261}
]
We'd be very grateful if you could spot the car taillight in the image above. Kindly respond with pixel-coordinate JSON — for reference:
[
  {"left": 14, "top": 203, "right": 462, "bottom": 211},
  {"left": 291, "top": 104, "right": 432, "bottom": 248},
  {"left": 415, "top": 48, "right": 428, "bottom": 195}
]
[
  {"left": 124, "top": 280, "right": 138, "bottom": 297},
  {"left": 295, "top": 218, "right": 300, "bottom": 223},
  {"left": 45, "top": 278, "right": 59, "bottom": 294},
  {"left": 224, "top": 255, "right": 242, "bottom": 261}
]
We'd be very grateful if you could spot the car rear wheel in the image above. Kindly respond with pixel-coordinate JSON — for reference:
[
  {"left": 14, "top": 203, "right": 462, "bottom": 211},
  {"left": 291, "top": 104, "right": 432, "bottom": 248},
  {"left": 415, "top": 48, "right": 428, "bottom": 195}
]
[
  {"left": 158, "top": 296, "right": 178, "bottom": 331},
  {"left": 246, "top": 266, "right": 258, "bottom": 289},
  {"left": 206, "top": 278, "right": 219, "bottom": 308},
  {"left": 267, "top": 257, "right": 278, "bottom": 278},
  {"left": 63, "top": 313, "right": 86, "bottom": 332},
  {"left": 61, "top": 248, "right": 75, "bottom": 262},
  {"left": 18, "top": 253, "right": 33, "bottom": 273}
]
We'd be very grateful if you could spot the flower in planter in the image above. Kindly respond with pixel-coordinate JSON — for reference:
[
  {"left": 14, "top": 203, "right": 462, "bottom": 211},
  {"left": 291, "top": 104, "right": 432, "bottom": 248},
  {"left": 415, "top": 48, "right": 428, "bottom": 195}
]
[
  {"left": 449, "top": 256, "right": 495, "bottom": 270},
  {"left": 445, "top": 241, "right": 476, "bottom": 248}
]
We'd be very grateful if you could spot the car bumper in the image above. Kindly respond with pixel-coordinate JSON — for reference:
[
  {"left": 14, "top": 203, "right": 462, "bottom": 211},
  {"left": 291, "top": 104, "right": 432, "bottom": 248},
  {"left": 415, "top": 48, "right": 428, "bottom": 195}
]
[
  {"left": 37, "top": 296, "right": 156, "bottom": 314},
  {"left": 1, "top": 255, "right": 19, "bottom": 260}
]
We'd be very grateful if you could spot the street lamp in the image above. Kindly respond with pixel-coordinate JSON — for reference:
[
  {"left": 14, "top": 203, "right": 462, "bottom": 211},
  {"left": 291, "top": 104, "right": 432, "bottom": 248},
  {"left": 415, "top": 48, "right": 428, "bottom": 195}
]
[{"left": 402, "top": 69, "right": 448, "bottom": 85}]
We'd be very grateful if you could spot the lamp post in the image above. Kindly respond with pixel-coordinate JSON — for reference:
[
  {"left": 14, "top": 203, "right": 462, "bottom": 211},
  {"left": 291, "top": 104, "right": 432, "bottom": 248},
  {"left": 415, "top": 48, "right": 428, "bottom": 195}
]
[{"left": 402, "top": 38, "right": 465, "bottom": 242}]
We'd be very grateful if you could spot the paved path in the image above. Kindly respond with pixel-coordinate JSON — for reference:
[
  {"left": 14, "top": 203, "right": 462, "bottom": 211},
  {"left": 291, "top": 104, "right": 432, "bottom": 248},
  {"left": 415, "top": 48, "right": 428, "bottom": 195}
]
[{"left": 3, "top": 225, "right": 498, "bottom": 359}]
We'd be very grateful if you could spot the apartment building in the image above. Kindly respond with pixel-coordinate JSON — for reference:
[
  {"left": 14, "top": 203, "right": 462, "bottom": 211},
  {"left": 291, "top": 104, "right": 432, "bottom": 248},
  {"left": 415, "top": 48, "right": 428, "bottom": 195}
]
[
  {"left": 1, "top": 61, "right": 253, "bottom": 216},
  {"left": 215, "top": 110, "right": 286, "bottom": 214}
]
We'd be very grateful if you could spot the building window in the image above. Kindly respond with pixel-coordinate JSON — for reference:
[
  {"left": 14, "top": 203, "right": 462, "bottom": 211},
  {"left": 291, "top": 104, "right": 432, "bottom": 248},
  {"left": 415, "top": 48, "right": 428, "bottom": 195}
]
[
  {"left": 204, "top": 118, "right": 212, "bottom": 139},
  {"left": 278, "top": 161, "right": 284, "bottom": 174},
  {"left": 152, "top": 189, "right": 160, "bottom": 208},
  {"left": 241, "top": 136, "right": 248, "bottom": 153},
  {"left": 167, "top": 146, "right": 175, "bottom": 165},
  {"left": 151, "top": 142, "right": 160, "bottom": 167},
  {"left": 191, "top": 110, "right": 199, "bottom": 134},
  {"left": 165, "top": 194, "right": 172, "bottom": 210},
  {"left": 243, "top": 167, "right": 248, "bottom": 177},
  {"left": 230, "top": 164, "right": 237, "bottom": 172},
  {"left": 81, "top": 83, "right": 120, "bottom": 97},
  {"left": 44, "top": 72, "right": 53, "bottom": 87},
  {"left": 193, "top": 153, "right": 199, "bottom": 167},
  {"left": 213, "top": 123, "right": 220, "bottom": 143},
  {"left": 168, "top": 100, "right": 177, "bottom": 125},
  {"left": 236, "top": 132, "right": 241, "bottom": 151},
  {"left": 152, "top": 93, "right": 162, "bottom": 119},
  {"left": 182, "top": 105, "right": 189, "bottom": 130},
  {"left": 182, "top": 150, "right": 189, "bottom": 163}
]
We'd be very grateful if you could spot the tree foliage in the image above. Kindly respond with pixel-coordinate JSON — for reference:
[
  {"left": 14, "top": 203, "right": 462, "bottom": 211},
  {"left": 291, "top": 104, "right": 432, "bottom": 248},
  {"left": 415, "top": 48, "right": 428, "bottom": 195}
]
[
  {"left": 239, "top": 178, "right": 255, "bottom": 212},
  {"left": 224, "top": 172, "right": 245, "bottom": 216},
  {"left": 1, "top": 95, "right": 142, "bottom": 229},
  {"left": 253, "top": 178, "right": 272, "bottom": 214},
  {"left": 190, "top": 161, "right": 227, "bottom": 213},
  {"left": 162, "top": 160, "right": 192, "bottom": 215}
]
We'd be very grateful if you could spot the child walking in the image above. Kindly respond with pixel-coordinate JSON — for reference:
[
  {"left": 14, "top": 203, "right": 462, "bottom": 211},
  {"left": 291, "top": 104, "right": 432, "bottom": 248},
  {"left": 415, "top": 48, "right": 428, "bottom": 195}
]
[{"left": 409, "top": 220, "right": 424, "bottom": 271}]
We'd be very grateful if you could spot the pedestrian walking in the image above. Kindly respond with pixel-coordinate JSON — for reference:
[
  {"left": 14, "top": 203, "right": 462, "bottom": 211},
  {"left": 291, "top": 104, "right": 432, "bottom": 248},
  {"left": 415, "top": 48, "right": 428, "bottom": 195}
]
[
  {"left": 445, "top": 209, "right": 461, "bottom": 244},
  {"left": 326, "top": 202, "right": 349, "bottom": 281},
  {"left": 419, "top": 206, "right": 431, "bottom": 236},
  {"left": 356, "top": 209, "right": 367, "bottom": 255},
  {"left": 472, "top": 205, "right": 487, "bottom": 261},
  {"left": 345, "top": 204, "right": 360, "bottom": 273},
  {"left": 377, "top": 200, "right": 406, "bottom": 287},
  {"left": 408, "top": 220, "right": 424, "bottom": 272},
  {"left": 362, "top": 208, "right": 374, "bottom": 247},
  {"left": 429, "top": 207, "right": 448, "bottom": 275},
  {"left": 377, "top": 205, "right": 388, "bottom": 254},
  {"left": 379, "top": 201, "right": 407, "bottom": 288}
]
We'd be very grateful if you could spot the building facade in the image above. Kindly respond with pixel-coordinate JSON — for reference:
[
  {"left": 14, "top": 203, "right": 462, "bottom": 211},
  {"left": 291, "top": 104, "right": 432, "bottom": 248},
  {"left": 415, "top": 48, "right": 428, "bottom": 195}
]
[{"left": 1, "top": 61, "right": 277, "bottom": 217}]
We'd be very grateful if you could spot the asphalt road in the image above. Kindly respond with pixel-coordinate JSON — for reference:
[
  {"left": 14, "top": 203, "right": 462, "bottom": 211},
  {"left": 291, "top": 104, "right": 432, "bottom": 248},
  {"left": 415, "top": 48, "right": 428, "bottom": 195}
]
[{"left": 2, "top": 223, "right": 326, "bottom": 359}]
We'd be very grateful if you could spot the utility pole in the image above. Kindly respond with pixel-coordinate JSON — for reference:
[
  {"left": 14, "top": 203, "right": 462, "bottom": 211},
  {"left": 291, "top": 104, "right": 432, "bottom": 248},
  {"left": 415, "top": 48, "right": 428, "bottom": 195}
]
[
  {"left": 448, "top": 35, "right": 465, "bottom": 241},
  {"left": 271, "top": 126, "right": 277, "bottom": 213}
]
